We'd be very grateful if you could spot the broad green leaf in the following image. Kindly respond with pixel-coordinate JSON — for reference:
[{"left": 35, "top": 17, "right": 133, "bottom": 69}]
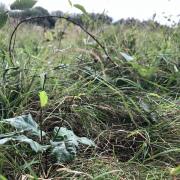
[
  {"left": 0, "top": 11, "right": 8, "bottom": 29},
  {"left": 3, "top": 114, "right": 45, "bottom": 137},
  {"left": 15, "top": 135, "right": 49, "bottom": 152},
  {"left": 120, "top": 52, "right": 134, "bottom": 62},
  {"left": 73, "top": 4, "right": 88, "bottom": 16},
  {"left": 0, "top": 135, "right": 48, "bottom": 152},
  {"left": 52, "top": 127, "right": 95, "bottom": 163},
  {"left": 54, "top": 127, "right": 78, "bottom": 146},
  {"left": 0, "top": 138, "right": 11, "bottom": 144},
  {"left": 170, "top": 165, "right": 180, "bottom": 176},
  {"left": 50, "top": 140, "right": 75, "bottom": 163},
  {"left": 39, "top": 91, "right": 48, "bottom": 108},
  {"left": 76, "top": 137, "right": 96, "bottom": 146},
  {"left": 10, "top": 0, "right": 37, "bottom": 10},
  {"left": 54, "top": 127, "right": 95, "bottom": 147},
  {"left": 0, "top": 132, "right": 17, "bottom": 138}
]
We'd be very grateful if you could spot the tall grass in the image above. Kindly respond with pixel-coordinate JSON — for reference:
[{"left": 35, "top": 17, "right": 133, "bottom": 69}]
[{"left": 0, "top": 19, "right": 179, "bottom": 179}]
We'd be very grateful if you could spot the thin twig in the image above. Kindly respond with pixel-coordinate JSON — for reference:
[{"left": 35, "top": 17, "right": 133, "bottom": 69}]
[{"left": 9, "top": 15, "right": 115, "bottom": 65}]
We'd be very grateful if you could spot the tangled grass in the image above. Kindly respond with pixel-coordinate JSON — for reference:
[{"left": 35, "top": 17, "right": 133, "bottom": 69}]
[{"left": 0, "top": 19, "right": 179, "bottom": 179}]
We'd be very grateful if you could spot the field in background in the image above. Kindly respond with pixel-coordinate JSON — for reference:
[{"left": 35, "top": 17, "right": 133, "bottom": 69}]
[{"left": 0, "top": 17, "right": 180, "bottom": 179}]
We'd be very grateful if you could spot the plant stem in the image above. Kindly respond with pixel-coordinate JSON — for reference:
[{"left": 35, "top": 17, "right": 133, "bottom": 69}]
[{"left": 39, "top": 108, "right": 43, "bottom": 142}]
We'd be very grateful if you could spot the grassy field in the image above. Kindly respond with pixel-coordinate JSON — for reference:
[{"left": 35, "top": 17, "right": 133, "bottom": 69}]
[{"left": 0, "top": 18, "right": 179, "bottom": 179}]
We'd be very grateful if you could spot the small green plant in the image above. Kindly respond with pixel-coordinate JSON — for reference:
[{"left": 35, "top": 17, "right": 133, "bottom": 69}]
[{"left": 0, "top": 114, "right": 95, "bottom": 163}]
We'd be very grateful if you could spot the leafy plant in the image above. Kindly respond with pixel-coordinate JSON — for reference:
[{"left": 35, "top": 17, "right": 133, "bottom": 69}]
[
  {"left": 51, "top": 127, "right": 95, "bottom": 162},
  {"left": 3, "top": 114, "right": 45, "bottom": 137},
  {"left": 0, "top": 1, "right": 179, "bottom": 178},
  {"left": 68, "top": 0, "right": 89, "bottom": 18},
  {"left": 73, "top": 4, "right": 88, "bottom": 17},
  {"left": 0, "top": 114, "right": 95, "bottom": 163}
]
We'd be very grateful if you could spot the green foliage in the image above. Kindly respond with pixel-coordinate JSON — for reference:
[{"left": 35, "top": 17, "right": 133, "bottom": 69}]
[
  {"left": 130, "top": 62, "right": 157, "bottom": 78},
  {"left": 10, "top": 0, "right": 37, "bottom": 10},
  {"left": 0, "top": 115, "right": 48, "bottom": 153},
  {"left": 68, "top": 0, "right": 88, "bottom": 17},
  {"left": 3, "top": 114, "right": 45, "bottom": 137},
  {"left": 0, "top": 6, "right": 179, "bottom": 179},
  {"left": 0, "top": 114, "right": 95, "bottom": 163},
  {"left": 0, "top": 134, "right": 48, "bottom": 152},
  {"left": 39, "top": 91, "right": 48, "bottom": 108},
  {"left": 54, "top": 127, "right": 95, "bottom": 146},
  {"left": 51, "top": 127, "right": 95, "bottom": 163},
  {"left": 73, "top": 4, "right": 88, "bottom": 17}
]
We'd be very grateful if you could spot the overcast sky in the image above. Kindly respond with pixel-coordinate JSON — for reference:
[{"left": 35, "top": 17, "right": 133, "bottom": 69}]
[{"left": 1, "top": 0, "right": 180, "bottom": 25}]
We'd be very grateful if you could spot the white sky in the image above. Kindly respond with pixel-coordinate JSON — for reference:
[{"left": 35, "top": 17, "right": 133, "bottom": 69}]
[{"left": 1, "top": 0, "right": 180, "bottom": 25}]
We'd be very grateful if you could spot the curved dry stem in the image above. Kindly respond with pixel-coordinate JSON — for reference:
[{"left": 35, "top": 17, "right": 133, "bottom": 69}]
[{"left": 9, "top": 15, "right": 115, "bottom": 66}]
